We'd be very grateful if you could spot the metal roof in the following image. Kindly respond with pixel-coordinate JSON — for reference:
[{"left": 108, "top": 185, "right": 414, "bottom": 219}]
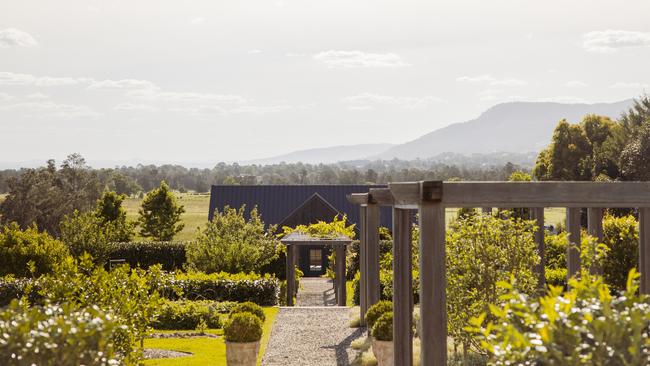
[{"left": 208, "top": 185, "right": 393, "bottom": 230}]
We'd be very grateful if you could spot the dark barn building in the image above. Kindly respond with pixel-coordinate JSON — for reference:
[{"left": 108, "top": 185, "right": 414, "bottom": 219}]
[{"left": 208, "top": 185, "right": 392, "bottom": 277}]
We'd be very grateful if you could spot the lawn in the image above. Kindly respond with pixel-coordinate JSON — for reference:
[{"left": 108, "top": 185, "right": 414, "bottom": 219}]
[
  {"left": 124, "top": 193, "right": 211, "bottom": 241},
  {"left": 144, "top": 307, "right": 278, "bottom": 366}
]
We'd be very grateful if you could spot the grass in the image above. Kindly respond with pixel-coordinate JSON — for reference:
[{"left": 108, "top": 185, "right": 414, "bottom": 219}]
[
  {"left": 144, "top": 307, "right": 278, "bottom": 366},
  {"left": 124, "top": 193, "right": 210, "bottom": 242}
]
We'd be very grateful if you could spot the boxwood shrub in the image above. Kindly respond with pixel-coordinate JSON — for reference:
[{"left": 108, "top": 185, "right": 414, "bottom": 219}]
[
  {"left": 223, "top": 311, "right": 263, "bottom": 343},
  {"left": 229, "top": 301, "right": 265, "bottom": 322},
  {"left": 107, "top": 241, "right": 187, "bottom": 270}
]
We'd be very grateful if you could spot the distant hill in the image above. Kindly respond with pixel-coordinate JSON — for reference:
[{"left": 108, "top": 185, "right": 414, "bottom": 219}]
[
  {"left": 375, "top": 99, "right": 633, "bottom": 160},
  {"left": 242, "top": 143, "right": 395, "bottom": 165}
]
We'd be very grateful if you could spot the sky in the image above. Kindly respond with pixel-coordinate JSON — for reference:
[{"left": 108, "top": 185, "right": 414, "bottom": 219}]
[{"left": 1, "top": 0, "right": 649, "bottom": 167}]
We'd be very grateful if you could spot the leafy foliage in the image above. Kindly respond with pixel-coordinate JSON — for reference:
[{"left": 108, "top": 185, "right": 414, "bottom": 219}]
[
  {"left": 138, "top": 181, "right": 185, "bottom": 241},
  {"left": 0, "top": 301, "right": 127, "bottom": 366},
  {"left": 282, "top": 214, "right": 356, "bottom": 239},
  {"left": 0, "top": 223, "right": 69, "bottom": 277},
  {"left": 365, "top": 300, "right": 392, "bottom": 330},
  {"left": 446, "top": 213, "right": 539, "bottom": 351},
  {"left": 0, "top": 154, "right": 102, "bottom": 236},
  {"left": 224, "top": 312, "right": 263, "bottom": 343},
  {"left": 152, "top": 300, "right": 221, "bottom": 330},
  {"left": 371, "top": 312, "right": 393, "bottom": 342},
  {"left": 602, "top": 214, "right": 639, "bottom": 290},
  {"left": 471, "top": 270, "right": 650, "bottom": 365},
  {"left": 108, "top": 241, "right": 187, "bottom": 270},
  {"left": 187, "top": 205, "right": 279, "bottom": 273},
  {"left": 229, "top": 301, "right": 265, "bottom": 322}
]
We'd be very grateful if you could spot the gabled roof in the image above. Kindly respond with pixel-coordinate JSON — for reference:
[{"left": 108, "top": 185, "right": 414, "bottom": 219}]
[
  {"left": 208, "top": 185, "right": 393, "bottom": 230},
  {"left": 278, "top": 192, "right": 340, "bottom": 229}
]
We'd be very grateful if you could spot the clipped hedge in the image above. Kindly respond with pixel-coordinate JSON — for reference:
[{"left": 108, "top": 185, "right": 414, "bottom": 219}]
[
  {"left": 152, "top": 300, "right": 221, "bottom": 330},
  {"left": 108, "top": 241, "right": 187, "bottom": 270},
  {"left": 0, "top": 271, "right": 280, "bottom": 307},
  {"left": 162, "top": 272, "right": 280, "bottom": 306}
]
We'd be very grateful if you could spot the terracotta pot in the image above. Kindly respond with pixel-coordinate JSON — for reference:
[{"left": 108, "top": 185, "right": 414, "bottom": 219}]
[
  {"left": 226, "top": 341, "right": 260, "bottom": 366},
  {"left": 372, "top": 339, "right": 394, "bottom": 366}
]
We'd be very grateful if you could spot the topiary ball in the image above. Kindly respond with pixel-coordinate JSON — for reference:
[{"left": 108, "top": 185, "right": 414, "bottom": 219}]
[
  {"left": 224, "top": 311, "right": 263, "bottom": 343},
  {"left": 365, "top": 300, "right": 392, "bottom": 330},
  {"left": 371, "top": 312, "right": 393, "bottom": 341},
  {"left": 229, "top": 301, "right": 265, "bottom": 322}
]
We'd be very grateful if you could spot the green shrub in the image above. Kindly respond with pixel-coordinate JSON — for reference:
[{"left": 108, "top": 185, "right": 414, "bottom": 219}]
[
  {"left": 446, "top": 213, "right": 539, "bottom": 351},
  {"left": 229, "top": 301, "right": 265, "bottom": 322},
  {"left": 471, "top": 270, "right": 650, "bottom": 365},
  {"left": 544, "top": 267, "right": 567, "bottom": 287},
  {"left": 0, "top": 301, "right": 127, "bottom": 366},
  {"left": 163, "top": 271, "right": 280, "bottom": 305},
  {"left": 371, "top": 312, "right": 393, "bottom": 341},
  {"left": 544, "top": 231, "right": 568, "bottom": 270},
  {"left": 0, "top": 223, "right": 69, "bottom": 277},
  {"left": 187, "top": 205, "right": 279, "bottom": 274},
  {"left": 108, "top": 241, "right": 187, "bottom": 270},
  {"left": 224, "top": 312, "right": 263, "bottom": 343},
  {"left": 153, "top": 300, "right": 221, "bottom": 330},
  {"left": 365, "top": 300, "right": 392, "bottom": 330},
  {"left": 602, "top": 214, "right": 638, "bottom": 290}
]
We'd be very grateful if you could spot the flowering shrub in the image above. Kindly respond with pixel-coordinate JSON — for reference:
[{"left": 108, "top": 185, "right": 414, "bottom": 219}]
[
  {"left": 470, "top": 270, "right": 650, "bottom": 365},
  {"left": 0, "top": 301, "right": 127, "bottom": 366}
]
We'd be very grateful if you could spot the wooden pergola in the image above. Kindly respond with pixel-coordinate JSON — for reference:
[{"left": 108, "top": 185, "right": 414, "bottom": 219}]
[
  {"left": 281, "top": 231, "right": 352, "bottom": 307},
  {"left": 349, "top": 181, "right": 650, "bottom": 366}
]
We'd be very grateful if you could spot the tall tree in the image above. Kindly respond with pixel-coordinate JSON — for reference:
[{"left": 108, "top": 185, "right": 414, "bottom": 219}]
[{"left": 137, "top": 181, "right": 185, "bottom": 241}]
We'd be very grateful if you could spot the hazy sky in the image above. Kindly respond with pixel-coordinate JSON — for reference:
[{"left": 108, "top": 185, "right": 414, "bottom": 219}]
[{"left": 1, "top": 0, "right": 649, "bottom": 166}]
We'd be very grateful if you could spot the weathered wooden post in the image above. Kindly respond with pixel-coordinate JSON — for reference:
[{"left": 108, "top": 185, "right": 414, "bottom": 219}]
[
  {"left": 392, "top": 207, "right": 413, "bottom": 366},
  {"left": 640, "top": 208, "right": 650, "bottom": 294},
  {"left": 566, "top": 207, "right": 582, "bottom": 280},
  {"left": 336, "top": 244, "right": 347, "bottom": 306},
  {"left": 532, "top": 207, "right": 546, "bottom": 290},
  {"left": 286, "top": 244, "right": 295, "bottom": 306},
  {"left": 417, "top": 182, "right": 446, "bottom": 366},
  {"left": 587, "top": 208, "right": 604, "bottom": 275},
  {"left": 366, "top": 202, "right": 381, "bottom": 309},
  {"left": 359, "top": 205, "right": 368, "bottom": 323}
]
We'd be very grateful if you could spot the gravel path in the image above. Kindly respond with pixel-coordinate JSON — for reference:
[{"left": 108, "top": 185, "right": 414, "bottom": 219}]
[
  {"left": 297, "top": 278, "right": 337, "bottom": 306},
  {"left": 262, "top": 307, "right": 363, "bottom": 366}
]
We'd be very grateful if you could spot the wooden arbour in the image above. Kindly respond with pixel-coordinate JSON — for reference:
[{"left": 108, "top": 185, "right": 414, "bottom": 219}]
[{"left": 350, "top": 181, "right": 650, "bottom": 366}]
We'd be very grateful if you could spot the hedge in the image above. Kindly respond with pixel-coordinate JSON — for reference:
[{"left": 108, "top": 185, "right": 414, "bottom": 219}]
[
  {"left": 107, "top": 241, "right": 187, "bottom": 270},
  {"left": 152, "top": 300, "right": 222, "bottom": 330},
  {"left": 0, "top": 271, "right": 280, "bottom": 307}
]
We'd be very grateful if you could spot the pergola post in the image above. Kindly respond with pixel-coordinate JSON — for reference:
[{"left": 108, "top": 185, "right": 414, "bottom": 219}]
[
  {"left": 366, "top": 203, "right": 381, "bottom": 310},
  {"left": 587, "top": 208, "right": 604, "bottom": 275},
  {"left": 359, "top": 205, "right": 368, "bottom": 324},
  {"left": 532, "top": 207, "right": 545, "bottom": 290},
  {"left": 336, "top": 244, "right": 347, "bottom": 306},
  {"left": 419, "top": 201, "right": 447, "bottom": 366},
  {"left": 286, "top": 244, "right": 295, "bottom": 307},
  {"left": 392, "top": 207, "right": 413, "bottom": 366},
  {"left": 640, "top": 208, "right": 650, "bottom": 294},
  {"left": 566, "top": 207, "right": 582, "bottom": 280}
]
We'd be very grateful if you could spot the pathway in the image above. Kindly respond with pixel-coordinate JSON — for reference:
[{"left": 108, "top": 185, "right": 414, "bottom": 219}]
[{"left": 262, "top": 278, "right": 363, "bottom": 366}]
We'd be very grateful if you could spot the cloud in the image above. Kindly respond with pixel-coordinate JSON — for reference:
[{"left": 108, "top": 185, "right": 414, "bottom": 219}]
[
  {"left": 88, "top": 79, "right": 156, "bottom": 90},
  {"left": 113, "top": 103, "right": 159, "bottom": 112},
  {"left": 247, "top": 49, "right": 263, "bottom": 54},
  {"left": 583, "top": 30, "right": 650, "bottom": 53},
  {"left": 0, "top": 72, "right": 91, "bottom": 86},
  {"left": 0, "top": 92, "right": 15, "bottom": 102},
  {"left": 342, "top": 93, "right": 444, "bottom": 110},
  {"left": 456, "top": 74, "right": 526, "bottom": 86},
  {"left": 313, "top": 50, "right": 409, "bottom": 68},
  {"left": 565, "top": 80, "right": 588, "bottom": 88},
  {"left": 0, "top": 101, "right": 100, "bottom": 118},
  {"left": 610, "top": 82, "right": 650, "bottom": 89},
  {"left": 127, "top": 88, "right": 247, "bottom": 105},
  {"left": 190, "top": 17, "right": 205, "bottom": 25},
  {"left": 0, "top": 28, "right": 37, "bottom": 48}
]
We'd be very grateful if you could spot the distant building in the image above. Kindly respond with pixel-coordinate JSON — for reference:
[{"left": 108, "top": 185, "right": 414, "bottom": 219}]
[{"left": 208, "top": 185, "right": 392, "bottom": 276}]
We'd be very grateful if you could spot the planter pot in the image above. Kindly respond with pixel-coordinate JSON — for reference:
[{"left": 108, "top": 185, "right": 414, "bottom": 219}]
[
  {"left": 372, "top": 339, "right": 394, "bottom": 366},
  {"left": 226, "top": 341, "right": 260, "bottom": 366}
]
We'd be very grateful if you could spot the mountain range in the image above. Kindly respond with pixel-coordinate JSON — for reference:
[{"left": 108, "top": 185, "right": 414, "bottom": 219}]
[{"left": 246, "top": 99, "right": 634, "bottom": 165}]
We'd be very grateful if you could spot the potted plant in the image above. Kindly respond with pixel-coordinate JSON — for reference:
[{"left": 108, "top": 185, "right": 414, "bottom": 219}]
[
  {"left": 371, "top": 312, "right": 394, "bottom": 366},
  {"left": 224, "top": 311, "right": 263, "bottom": 366},
  {"left": 365, "top": 300, "right": 392, "bottom": 330}
]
